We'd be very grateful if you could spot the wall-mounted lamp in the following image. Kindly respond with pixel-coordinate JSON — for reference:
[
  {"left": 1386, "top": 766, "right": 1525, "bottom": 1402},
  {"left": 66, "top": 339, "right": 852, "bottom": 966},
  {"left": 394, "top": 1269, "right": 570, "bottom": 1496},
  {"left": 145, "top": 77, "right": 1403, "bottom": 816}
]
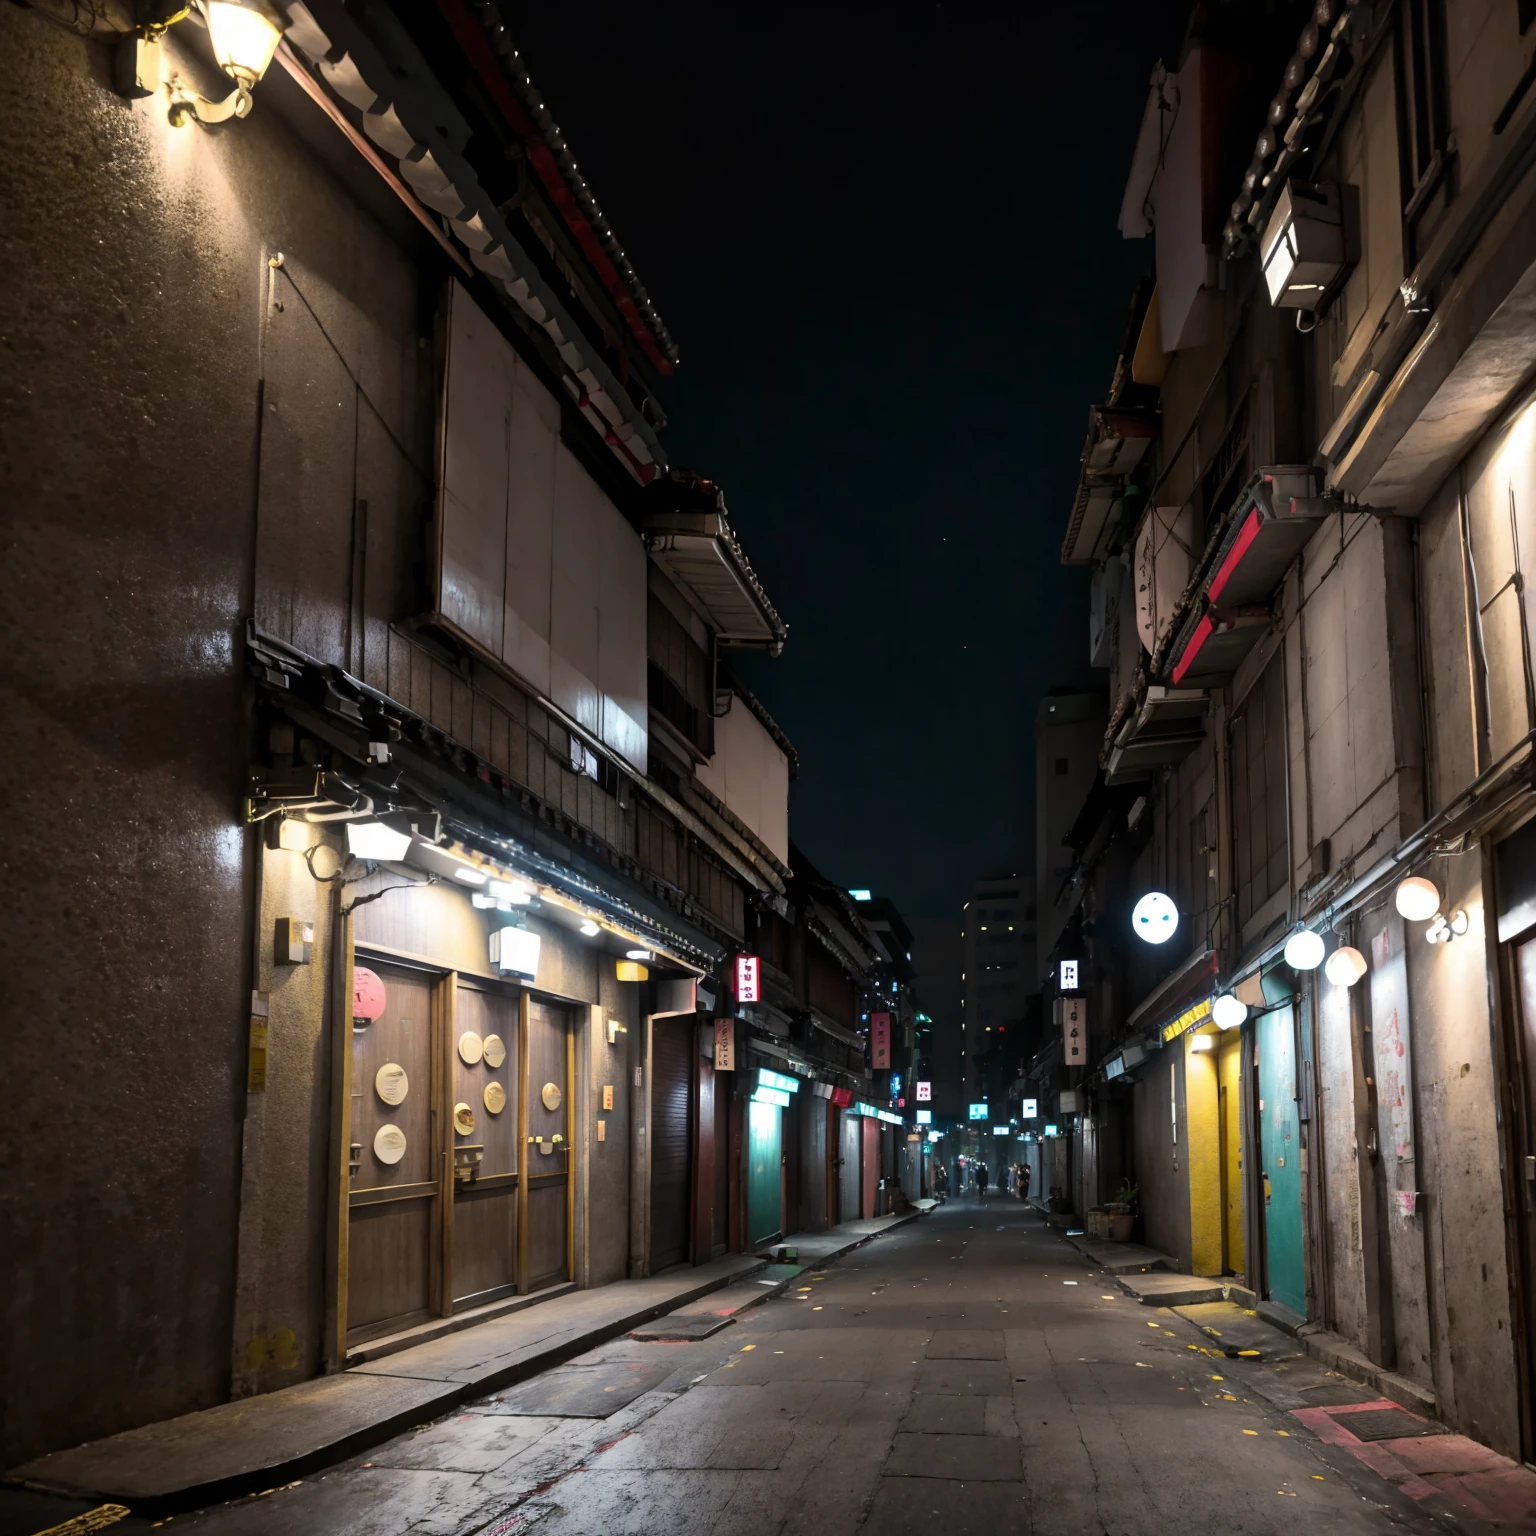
[
  {"left": 1188, "top": 1033, "right": 1215, "bottom": 1053},
  {"left": 122, "top": 1, "right": 287, "bottom": 126},
  {"left": 616, "top": 960, "right": 648, "bottom": 983},
  {"left": 579, "top": 919, "right": 602, "bottom": 938},
  {"left": 1283, "top": 927, "right": 1325, "bottom": 971},
  {"left": 1425, "top": 910, "right": 1469, "bottom": 945},
  {"left": 346, "top": 818, "right": 412, "bottom": 863},
  {"left": 1212, "top": 993, "right": 1248, "bottom": 1030},
  {"left": 606, "top": 1018, "right": 628, "bottom": 1046},
  {"left": 1324, "top": 945, "right": 1368, "bottom": 987},
  {"left": 1395, "top": 875, "right": 1441, "bottom": 922}
]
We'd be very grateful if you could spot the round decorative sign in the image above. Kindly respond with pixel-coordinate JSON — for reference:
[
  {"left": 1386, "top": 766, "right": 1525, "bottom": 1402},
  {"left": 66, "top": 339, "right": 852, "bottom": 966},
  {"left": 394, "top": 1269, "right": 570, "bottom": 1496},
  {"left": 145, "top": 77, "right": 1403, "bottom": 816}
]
[
  {"left": 541, "top": 1081, "right": 562, "bottom": 1112},
  {"left": 483, "top": 1081, "right": 507, "bottom": 1115},
  {"left": 453, "top": 1101, "right": 476, "bottom": 1136},
  {"left": 482, "top": 1033, "right": 506, "bottom": 1069},
  {"left": 375, "top": 1062, "right": 409, "bottom": 1106},
  {"left": 353, "top": 967, "right": 387, "bottom": 1023},
  {"left": 1131, "top": 891, "right": 1180, "bottom": 946},
  {"left": 457, "top": 1031, "right": 484, "bottom": 1066},
  {"left": 373, "top": 1124, "right": 407, "bottom": 1164}
]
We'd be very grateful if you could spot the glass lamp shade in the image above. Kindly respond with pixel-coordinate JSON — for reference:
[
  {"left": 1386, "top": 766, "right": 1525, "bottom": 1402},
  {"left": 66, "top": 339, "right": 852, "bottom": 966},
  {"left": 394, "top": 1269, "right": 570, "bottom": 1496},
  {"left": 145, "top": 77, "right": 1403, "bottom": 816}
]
[
  {"left": 1284, "top": 928, "right": 1325, "bottom": 971},
  {"left": 346, "top": 820, "right": 411, "bottom": 862},
  {"left": 1324, "top": 945, "right": 1368, "bottom": 987},
  {"left": 204, "top": 0, "right": 284, "bottom": 86},
  {"left": 1395, "top": 875, "right": 1442, "bottom": 922},
  {"left": 1212, "top": 993, "right": 1248, "bottom": 1030}
]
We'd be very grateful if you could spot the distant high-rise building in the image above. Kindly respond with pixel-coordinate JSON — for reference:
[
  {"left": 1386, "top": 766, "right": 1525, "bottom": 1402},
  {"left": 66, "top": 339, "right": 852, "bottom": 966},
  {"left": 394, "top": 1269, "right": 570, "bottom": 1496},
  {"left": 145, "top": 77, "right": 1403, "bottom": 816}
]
[{"left": 959, "top": 875, "right": 1036, "bottom": 1102}]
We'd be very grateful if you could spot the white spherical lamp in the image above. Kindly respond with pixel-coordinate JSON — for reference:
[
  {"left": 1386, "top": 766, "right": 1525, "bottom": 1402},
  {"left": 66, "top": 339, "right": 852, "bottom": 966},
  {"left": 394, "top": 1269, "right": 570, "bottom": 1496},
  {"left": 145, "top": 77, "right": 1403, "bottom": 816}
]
[
  {"left": 1284, "top": 928, "right": 1325, "bottom": 971},
  {"left": 1395, "top": 875, "right": 1441, "bottom": 922},
  {"left": 1324, "top": 945, "right": 1368, "bottom": 986},
  {"left": 1132, "top": 891, "right": 1180, "bottom": 945},
  {"left": 1212, "top": 993, "right": 1248, "bottom": 1030}
]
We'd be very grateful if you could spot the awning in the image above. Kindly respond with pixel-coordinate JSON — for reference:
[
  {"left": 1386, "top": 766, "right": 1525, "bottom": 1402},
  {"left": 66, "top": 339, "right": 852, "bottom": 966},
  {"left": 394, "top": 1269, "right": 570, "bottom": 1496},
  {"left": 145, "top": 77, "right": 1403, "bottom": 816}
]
[
  {"left": 1168, "top": 467, "right": 1322, "bottom": 684},
  {"left": 644, "top": 510, "right": 787, "bottom": 653},
  {"left": 1061, "top": 405, "right": 1160, "bottom": 564},
  {"left": 1105, "top": 685, "right": 1208, "bottom": 783},
  {"left": 1124, "top": 947, "right": 1218, "bottom": 1034}
]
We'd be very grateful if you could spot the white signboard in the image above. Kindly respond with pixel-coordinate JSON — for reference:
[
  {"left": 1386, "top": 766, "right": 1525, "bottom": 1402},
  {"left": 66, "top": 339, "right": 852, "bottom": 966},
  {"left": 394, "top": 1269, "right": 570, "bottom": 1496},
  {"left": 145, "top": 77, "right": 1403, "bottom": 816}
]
[
  {"left": 1060, "top": 959, "right": 1079, "bottom": 991},
  {"left": 1055, "top": 995, "right": 1087, "bottom": 1068},
  {"left": 1021, "top": 1098, "right": 1038, "bottom": 1119}
]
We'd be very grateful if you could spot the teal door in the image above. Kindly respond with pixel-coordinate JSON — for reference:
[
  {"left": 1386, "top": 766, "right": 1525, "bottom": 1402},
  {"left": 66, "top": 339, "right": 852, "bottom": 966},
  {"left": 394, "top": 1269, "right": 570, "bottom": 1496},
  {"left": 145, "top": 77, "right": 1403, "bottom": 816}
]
[
  {"left": 1257, "top": 1005, "right": 1306, "bottom": 1316},
  {"left": 747, "top": 1100, "right": 782, "bottom": 1249}
]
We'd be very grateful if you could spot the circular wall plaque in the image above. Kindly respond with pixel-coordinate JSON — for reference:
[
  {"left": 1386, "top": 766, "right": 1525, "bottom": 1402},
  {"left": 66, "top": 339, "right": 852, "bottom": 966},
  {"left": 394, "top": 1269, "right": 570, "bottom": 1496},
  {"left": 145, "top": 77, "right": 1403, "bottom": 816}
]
[
  {"left": 483, "top": 1081, "right": 506, "bottom": 1115},
  {"left": 457, "top": 1031, "right": 484, "bottom": 1066},
  {"left": 353, "top": 967, "right": 387, "bottom": 1023},
  {"left": 373, "top": 1124, "right": 407, "bottom": 1164},
  {"left": 374, "top": 1062, "right": 408, "bottom": 1106},
  {"left": 541, "top": 1082, "right": 562, "bottom": 1112},
  {"left": 482, "top": 1033, "right": 506, "bottom": 1069},
  {"left": 453, "top": 1101, "right": 476, "bottom": 1136}
]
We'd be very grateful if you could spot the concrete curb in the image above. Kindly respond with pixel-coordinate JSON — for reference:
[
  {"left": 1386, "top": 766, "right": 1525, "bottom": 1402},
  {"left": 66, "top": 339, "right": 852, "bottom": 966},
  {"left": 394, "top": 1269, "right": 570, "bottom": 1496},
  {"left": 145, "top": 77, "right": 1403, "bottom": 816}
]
[
  {"left": 4, "top": 1258, "right": 769, "bottom": 1514},
  {"left": 1297, "top": 1327, "right": 1438, "bottom": 1419},
  {"left": 765, "top": 1208, "right": 927, "bottom": 1271}
]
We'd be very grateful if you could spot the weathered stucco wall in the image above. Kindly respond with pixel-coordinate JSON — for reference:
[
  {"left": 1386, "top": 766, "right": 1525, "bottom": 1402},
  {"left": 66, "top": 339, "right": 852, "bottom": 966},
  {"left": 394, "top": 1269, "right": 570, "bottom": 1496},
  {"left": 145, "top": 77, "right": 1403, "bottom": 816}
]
[
  {"left": 1132, "top": 1051, "right": 1191, "bottom": 1270},
  {"left": 2, "top": 7, "right": 458, "bottom": 1461}
]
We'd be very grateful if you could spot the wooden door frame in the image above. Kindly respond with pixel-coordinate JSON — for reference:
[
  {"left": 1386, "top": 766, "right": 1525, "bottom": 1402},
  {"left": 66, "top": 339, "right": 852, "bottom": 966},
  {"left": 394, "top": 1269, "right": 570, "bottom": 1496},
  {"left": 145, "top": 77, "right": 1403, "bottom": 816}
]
[
  {"left": 328, "top": 940, "right": 456, "bottom": 1365},
  {"left": 516, "top": 991, "right": 531, "bottom": 1294}
]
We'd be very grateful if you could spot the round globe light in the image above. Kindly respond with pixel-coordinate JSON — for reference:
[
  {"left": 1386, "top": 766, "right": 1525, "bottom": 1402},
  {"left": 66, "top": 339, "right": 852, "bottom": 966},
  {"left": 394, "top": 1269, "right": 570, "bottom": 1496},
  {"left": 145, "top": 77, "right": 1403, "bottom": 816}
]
[
  {"left": 1395, "top": 875, "right": 1441, "bottom": 922},
  {"left": 1132, "top": 891, "right": 1180, "bottom": 945},
  {"left": 1324, "top": 945, "right": 1368, "bottom": 987},
  {"left": 1284, "top": 928, "right": 1325, "bottom": 971},
  {"left": 1212, "top": 993, "right": 1248, "bottom": 1030}
]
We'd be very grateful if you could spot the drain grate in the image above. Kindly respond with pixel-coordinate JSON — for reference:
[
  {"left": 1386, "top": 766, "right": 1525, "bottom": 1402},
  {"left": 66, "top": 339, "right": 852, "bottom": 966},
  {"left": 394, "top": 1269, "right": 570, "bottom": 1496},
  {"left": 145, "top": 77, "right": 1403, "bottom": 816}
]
[{"left": 1330, "top": 1407, "right": 1446, "bottom": 1442}]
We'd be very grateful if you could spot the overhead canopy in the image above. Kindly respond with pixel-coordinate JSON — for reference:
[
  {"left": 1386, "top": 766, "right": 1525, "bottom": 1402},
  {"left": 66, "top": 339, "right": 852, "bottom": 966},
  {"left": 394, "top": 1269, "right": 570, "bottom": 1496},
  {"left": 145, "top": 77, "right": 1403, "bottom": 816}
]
[
  {"left": 1105, "top": 686, "right": 1208, "bottom": 783},
  {"left": 1167, "top": 467, "right": 1322, "bottom": 684},
  {"left": 644, "top": 510, "right": 787, "bottom": 653},
  {"left": 1061, "top": 405, "right": 1160, "bottom": 564}
]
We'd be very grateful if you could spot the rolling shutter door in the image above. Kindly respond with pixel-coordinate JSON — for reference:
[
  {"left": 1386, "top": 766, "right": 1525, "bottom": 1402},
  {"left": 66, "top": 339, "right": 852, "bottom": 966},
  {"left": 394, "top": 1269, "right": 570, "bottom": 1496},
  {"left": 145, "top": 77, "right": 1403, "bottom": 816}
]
[{"left": 649, "top": 1018, "right": 693, "bottom": 1271}]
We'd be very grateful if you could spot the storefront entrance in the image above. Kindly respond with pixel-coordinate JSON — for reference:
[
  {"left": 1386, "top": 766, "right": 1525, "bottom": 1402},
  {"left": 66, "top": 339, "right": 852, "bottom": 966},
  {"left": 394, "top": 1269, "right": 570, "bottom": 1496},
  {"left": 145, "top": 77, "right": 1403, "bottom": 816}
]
[
  {"left": 1257, "top": 1004, "right": 1305, "bottom": 1316},
  {"left": 747, "top": 1099, "right": 782, "bottom": 1249},
  {"left": 344, "top": 955, "right": 575, "bottom": 1348},
  {"left": 838, "top": 1110, "right": 861, "bottom": 1223},
  {"left": 648, "top": 1016, "right": 694, "bottom": 1272}
]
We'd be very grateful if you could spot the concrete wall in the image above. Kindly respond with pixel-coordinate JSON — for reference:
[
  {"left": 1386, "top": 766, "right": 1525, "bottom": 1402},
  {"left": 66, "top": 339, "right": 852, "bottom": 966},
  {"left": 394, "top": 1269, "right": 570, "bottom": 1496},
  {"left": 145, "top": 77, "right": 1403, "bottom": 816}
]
[
  {"left": 0, "top": 14, "right": 306, "bottom": 1463},
  {"left": 1132, "top": 1050, "right": 1190, "bottom": 1269}
]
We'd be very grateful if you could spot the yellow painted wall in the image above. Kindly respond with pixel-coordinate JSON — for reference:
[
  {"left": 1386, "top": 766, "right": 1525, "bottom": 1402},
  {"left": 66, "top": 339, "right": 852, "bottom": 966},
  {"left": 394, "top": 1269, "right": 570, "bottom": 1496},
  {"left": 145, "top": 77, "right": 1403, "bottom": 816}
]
[
  {"left": 1218, "top": 1030, "right": 1245, "bottom": 1276},
  {"left": 1184, "top": 1034, "right": 1222, "bottom": 1277}
]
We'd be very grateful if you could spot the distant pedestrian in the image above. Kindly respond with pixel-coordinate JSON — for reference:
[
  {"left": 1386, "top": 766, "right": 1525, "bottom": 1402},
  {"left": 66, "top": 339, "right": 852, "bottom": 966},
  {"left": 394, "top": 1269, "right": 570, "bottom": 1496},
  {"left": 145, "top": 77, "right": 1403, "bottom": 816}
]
[
  {"left": 975, "top": 1163, "right": 989, "bottom": 1198},
  {"left": 1017, "top": 1162, "right": 1031, "bottom": 1202}
]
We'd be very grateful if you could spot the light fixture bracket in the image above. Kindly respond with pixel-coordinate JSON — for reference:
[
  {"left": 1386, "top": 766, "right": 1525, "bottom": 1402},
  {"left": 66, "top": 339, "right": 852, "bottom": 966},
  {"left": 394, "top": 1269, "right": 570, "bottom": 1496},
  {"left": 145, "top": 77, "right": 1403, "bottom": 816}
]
[{"left": 169, "top": 76, "right": 253, "bottom": 126}]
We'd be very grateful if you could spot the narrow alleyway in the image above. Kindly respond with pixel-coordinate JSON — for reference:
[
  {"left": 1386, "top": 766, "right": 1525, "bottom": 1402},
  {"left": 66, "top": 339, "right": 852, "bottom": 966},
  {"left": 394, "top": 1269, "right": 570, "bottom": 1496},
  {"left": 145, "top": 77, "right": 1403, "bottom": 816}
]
[{"left": 29, "top": 1201, "right": 1479, "bottom": 1536}]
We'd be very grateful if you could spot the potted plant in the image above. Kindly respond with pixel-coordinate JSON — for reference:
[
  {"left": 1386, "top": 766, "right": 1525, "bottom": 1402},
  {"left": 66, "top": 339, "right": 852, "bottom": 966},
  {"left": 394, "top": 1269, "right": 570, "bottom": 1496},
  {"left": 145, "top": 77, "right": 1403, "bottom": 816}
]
[{"left": 1104, "top": 1179, "right": 1137, "bottom": 1241}]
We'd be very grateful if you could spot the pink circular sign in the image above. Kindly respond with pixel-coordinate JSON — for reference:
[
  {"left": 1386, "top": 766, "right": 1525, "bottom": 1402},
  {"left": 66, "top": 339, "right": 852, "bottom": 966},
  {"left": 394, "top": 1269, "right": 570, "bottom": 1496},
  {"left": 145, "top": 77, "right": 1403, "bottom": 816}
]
[{"left": 353, "top": 966, "right": 387, "bottom": 1023}]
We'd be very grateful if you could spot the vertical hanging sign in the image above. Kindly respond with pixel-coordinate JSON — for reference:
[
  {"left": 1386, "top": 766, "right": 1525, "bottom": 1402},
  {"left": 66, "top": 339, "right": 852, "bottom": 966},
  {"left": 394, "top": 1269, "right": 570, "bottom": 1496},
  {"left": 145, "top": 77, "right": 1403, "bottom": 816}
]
[
  {"left": 713, "top": 1017, "right": 735, "bottom": 1071},
  {"left": 871, "top": 1011, "right": 892, "bottom": 1070},
  {"left": 1056, "top": 995, "right": 1087, "bottom": 1068},
  {"left": 734, "top": 954, "right": 760, "bottom": 1004}
]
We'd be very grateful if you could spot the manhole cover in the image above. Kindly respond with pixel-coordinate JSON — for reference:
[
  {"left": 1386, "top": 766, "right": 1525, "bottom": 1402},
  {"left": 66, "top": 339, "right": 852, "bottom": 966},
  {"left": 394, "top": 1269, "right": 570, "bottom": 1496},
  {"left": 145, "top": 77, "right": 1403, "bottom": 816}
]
[
  {"left": 1298, "top": 1384, "right": 1370, "bottom": 1407},
  {"left": 488, "top": 1362, "right": 672, "bottom": 1417},
  {"left": 1331, "top": 1407, "right": 1446, "bottom": 1442}
]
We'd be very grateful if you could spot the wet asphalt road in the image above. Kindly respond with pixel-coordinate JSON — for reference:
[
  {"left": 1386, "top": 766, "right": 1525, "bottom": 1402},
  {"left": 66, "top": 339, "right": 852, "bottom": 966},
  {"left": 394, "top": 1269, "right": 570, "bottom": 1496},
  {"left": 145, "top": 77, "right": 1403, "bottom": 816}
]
[{"left": 10, "top": 1198, "right": 1467, "bottom": 1535}]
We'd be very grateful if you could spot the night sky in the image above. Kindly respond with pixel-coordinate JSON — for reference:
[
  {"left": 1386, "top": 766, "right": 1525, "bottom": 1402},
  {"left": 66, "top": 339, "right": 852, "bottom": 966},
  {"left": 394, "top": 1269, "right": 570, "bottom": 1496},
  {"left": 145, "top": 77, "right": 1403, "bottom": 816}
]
[{"left": 513, "top": 3, "right": 1181, "bottom": 973}]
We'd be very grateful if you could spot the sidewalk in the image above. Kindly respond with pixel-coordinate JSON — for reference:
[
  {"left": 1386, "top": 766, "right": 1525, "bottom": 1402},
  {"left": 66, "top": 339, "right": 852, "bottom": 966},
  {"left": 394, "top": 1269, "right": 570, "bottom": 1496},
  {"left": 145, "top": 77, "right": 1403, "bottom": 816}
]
[
  {"left": 4, "top": 1255, "right": 766, "bottom": 1512},
  {"left": 1051, "top": 1221, "right": 1536, "bottom": 1527},
  {"left": 770, "top": 1207, "right": 926, "bottom": 1267}
]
